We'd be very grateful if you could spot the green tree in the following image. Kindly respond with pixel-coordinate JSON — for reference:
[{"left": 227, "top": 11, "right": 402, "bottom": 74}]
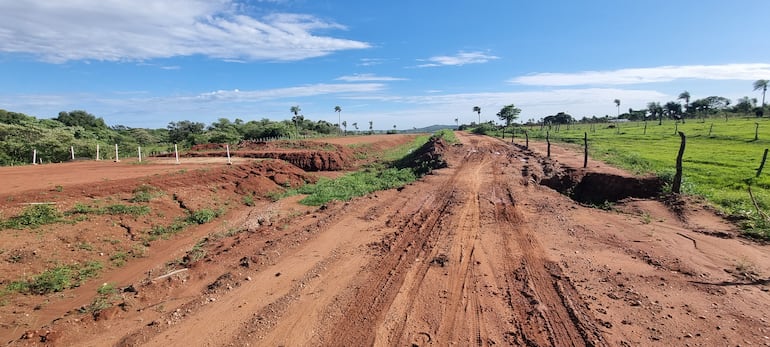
[
  {"left": 290, "top": 105, "right": 302, "bottom": 134},
  {"left": 496, "top": 104, "right": 521, "bottom": 127},
  {"left": 613, "top": 99, "right": 620, "bottom": 117},
  {"left": 733, "top": 96, "right": 755, "bottom": 115},
  {"left": 368, "top": 120, "right": 373, "bottom": 134},
  {"left": 543, "top": 112, "right": 573, "bottom": 124},
  {"left": 352, "top": 122, "right": 358, "bottom": 134},
  {"left": 647, "top": 102, "right": 663, "bottom": 125},
  {"left": 754, "top": 80, "right": 768, "bottom": 108},
  {"left": 341, "top": 120, "right": 347, "bottom": 135},
  {"left": 678, "top": 91, "right": 691, "bottom": 121},
  {"left": 167, "top": 120, "right": 205, "bottom": 146},
  {"left": 473, "top": 106, "right": 481, "bottom": 124},
  {"left": 334, "top": 105, "right": 342, "bottom": 135},
  {"left": 664, "top": 101, "right": 682, "bottom": 120}
]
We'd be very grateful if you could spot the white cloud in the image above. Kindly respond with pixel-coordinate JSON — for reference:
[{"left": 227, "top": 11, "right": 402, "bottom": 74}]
[
  {"left": 417, "top": 51, "right": 499, "bottom": 68},
  {"left": 191, "top": 83, "right": 385, "bottom": 101},
  {"left": 0, "top": 0, "right": 369, "bottom": 63},
  {"left": 335, "top": 73, "right": 406, "bottom": 82},
  {"left": 510, "top": 64, "right": 770, "bottom": 86},
  {"left": 358, "top": 58, "right": 386, "bottom": 67},
  {"left": 343, "top": 88, "right": 668, "bottom": 122}
]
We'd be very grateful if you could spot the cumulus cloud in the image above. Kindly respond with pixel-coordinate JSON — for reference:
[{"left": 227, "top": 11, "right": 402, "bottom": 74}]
[
  {"left": 0, "top": 0, "right": 370, "bottom": 63},
  {"left": 417, "top": 51, "right": 499, "bottom": 67},
  {"left": 510, "top": 64, "right": 770, "bottom": 86},
  {"left": 335, "top": 73, "right": 406, "bottom": 82}
]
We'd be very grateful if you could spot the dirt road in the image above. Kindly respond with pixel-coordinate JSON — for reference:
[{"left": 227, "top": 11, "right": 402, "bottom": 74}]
[{"left": 8, "top": 132, "right": 770, "bottom": 346}]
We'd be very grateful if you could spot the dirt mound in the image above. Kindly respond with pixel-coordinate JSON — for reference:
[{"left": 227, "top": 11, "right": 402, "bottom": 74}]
[
  {"left": 180, "top": 140, "right": 354, "bottom": 171},
  {"left": 189, "top": 143, "right": 228, "bottom": 151},
  {"left": 396, "top": 136, "right": 448, "bottom": 175},
  {"left": 540, "top": 165, "right": 663, "bottom": 204}
]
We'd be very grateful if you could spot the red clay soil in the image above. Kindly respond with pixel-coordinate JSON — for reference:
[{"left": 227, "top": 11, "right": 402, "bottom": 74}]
[
  {"left": 3, "top": 133, "right": 770, "bottom": 346},
  {"left": 186, "top": 140, "right": 356, "bottom": 171}
]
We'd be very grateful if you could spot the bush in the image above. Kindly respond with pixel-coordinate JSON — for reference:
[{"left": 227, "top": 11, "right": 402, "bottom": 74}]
[
  {"left": 2, "top": 204, "right": 62, "bottom": 229},
  {"left": 130, "top": 185, "right": 160, "bottom": 203},
  {"left": 187, "top": 209, "right": 220, "bottom": 224},
  {"left": 17, "top": 261, "right": 103, "bottom": 295}
]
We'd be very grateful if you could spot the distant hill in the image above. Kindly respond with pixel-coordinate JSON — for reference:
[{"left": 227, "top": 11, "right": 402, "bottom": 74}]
[{"left": 401, "top": 124, "right": 457, "bottom": 133}]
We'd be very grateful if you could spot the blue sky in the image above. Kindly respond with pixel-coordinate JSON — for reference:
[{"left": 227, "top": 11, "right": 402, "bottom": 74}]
[{"left": 1, "top": 0, "right": 769, "bottom": 129}]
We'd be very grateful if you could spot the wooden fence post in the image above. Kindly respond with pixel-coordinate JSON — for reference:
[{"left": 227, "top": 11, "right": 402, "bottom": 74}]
[
  {"left": 709, "top": 123, "right": 713, "bottom": 137},
  {"left": 755, "top": 123, "right": 760, "bottom": 141},
  {"left": 525, "top": 130, "right": 529, "bottom": 148},
  {"left": 583, "top": 132, "right": 588, "bottom": 168},
  {"left": 672, "top": 131, "right": 686, "bottom": 194},
  {"left": 757, "top": 148, "right": 769, "bottom": 178},
  {"left": 546, "top": 131, "right": 551, "bottom": 158},
  {"left": 643, "top": 121, "right": 647, "bottom": 135}
]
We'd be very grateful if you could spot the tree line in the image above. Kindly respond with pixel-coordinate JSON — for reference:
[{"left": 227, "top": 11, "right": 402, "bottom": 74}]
[{"left": 0, "top": 108, "right": 345, "bottom": 166}]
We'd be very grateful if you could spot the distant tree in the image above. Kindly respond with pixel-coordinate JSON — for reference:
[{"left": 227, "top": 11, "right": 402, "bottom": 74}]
[
  {"left": 167, "top": 120, "right": 206, "bottom": 146},
  {"left": 290, "top": 105, "right": 302, "bottom": 134},
  {"left": 454, "top": 118, "right": 459, "bottom": 128},
  {"left": 678, "top": 91, "right": 691, "bottom": 122},
  {"left": 341, "top": 120, "right": 347, "bottom": 135},
  {"left": 473, "top": 106, "right": 481, "bottom": 124},
  {"left": 368, "top": 120, "right": 373, "bottom": 134},
  {"left": 733, "top": 96, "right": 754, "bottom": 115},
  {"left": 0, "top": 110, "right": 34, "bottom": 125},
  {"left": 613, "top": 99, "right": 621, "bottom": 117},
  {"left": 664, "top": 101, "right": 682, "bottom": 120},
  {"left": 496, "top": 104, "right": 522, "bottom": 127},
  {"left": 352, "top": 122, "right": 359, "bottom": 134},
  {"left": 647, "top": 102, "right": 663, "bottom": 125},
  {"left": 754, "top": 80, "right": 768, "bottom": 108},
  {"left": 334, "top": 105, "right": 342, "bottom": 135},
  {"left": 543, "top": 112, "right": 574, "bottom": 125}
]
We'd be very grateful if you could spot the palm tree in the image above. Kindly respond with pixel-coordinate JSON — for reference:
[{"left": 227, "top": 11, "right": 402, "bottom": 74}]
[
  {"left": 677, "top": 91, "right": 690, "bottom": 122},
  {"left": 334, "top": 105, "right": 342, "bottom": 135},
  {"left": 341, "top": 120, "right": 347, "bottom": 135},
  {"left": 454, "top": 117, "right": 459, "bottom": 128},
  {"left": 290, "top": 105, "right": 301, "bottom": 134},
  {"left": 473, "top": 106, "right": 481, "bottom": 124},
  {"left": 368, "top": 120, "right": 373, "bottom": 134},
  {"left": 754, "top": 80, "right": 768, "bottom": 108},
  {"left": 613, "top": 99, "right": 620, "bottom": 117}
]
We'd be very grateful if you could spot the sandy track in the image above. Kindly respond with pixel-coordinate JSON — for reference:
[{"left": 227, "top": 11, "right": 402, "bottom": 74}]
[{"left": 11, "top": 132, "right": 770, "bottom": 346}]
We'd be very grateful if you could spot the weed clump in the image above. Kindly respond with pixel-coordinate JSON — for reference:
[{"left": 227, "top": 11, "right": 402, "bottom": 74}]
[{"left": 1, "top": 204, "right": 62, "bottom": 229}]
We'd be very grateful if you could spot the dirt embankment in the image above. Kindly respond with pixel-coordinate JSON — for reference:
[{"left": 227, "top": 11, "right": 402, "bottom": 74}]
[{"left": 185, "top": 140, "right": 355, "bottom": 171}]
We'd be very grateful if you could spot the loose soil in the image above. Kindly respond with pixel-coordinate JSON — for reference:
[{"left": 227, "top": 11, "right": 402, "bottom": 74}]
[
  {"left": 185, "top": 140, "right": 358, "bottom": 171},
  {"left": 2, "top": 133, "right": 770, "bottom": 346}
]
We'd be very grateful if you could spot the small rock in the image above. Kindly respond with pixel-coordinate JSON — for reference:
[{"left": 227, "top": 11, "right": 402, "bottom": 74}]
[
  {"left": 245, "top": 276, "right": 252, "bottom": 281},
  {"left": 631, "top": 300, "right": 642, "bottom": 307}
]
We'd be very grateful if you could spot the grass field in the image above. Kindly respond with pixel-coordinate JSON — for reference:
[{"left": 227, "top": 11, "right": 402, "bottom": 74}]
[{"left": 496, "top": 116, "right": 770, "bottom": 236}]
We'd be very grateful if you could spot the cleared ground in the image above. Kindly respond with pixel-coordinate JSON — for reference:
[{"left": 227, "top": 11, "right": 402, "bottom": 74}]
[{"left": 2, "top": 132, "right": 770, "bottom": 346}]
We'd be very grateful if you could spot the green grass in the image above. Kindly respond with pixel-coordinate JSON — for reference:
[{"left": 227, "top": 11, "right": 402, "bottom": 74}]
[
  {"left": 5, "top": 261, "right": 103, "bottom": 295},
  {"left": 130, "top": 184, "right": 161, "bottom": 202},
  {"left": 294, "top": 167, "right": 417, "bottom": 205},
  {"left": 381, "top": 134, "right": 431, "bottom": 161},
  {"left": 499, "top": 117, "right": 770, "bottom": 236},
  {"left": 66, "top": 203, "right": 150, "bottom": 217},
  {"left": 286, "top": 131, "right": 455, "bottom": 206},
  {"left": 1, "top": 204, "right": 62, "bottom": 230},
  {"left": 187, "top": 208, "right": 222, "bottom": 224},
  {"left": 86, "top": 282, "right": 120, "bottom": 314}
]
